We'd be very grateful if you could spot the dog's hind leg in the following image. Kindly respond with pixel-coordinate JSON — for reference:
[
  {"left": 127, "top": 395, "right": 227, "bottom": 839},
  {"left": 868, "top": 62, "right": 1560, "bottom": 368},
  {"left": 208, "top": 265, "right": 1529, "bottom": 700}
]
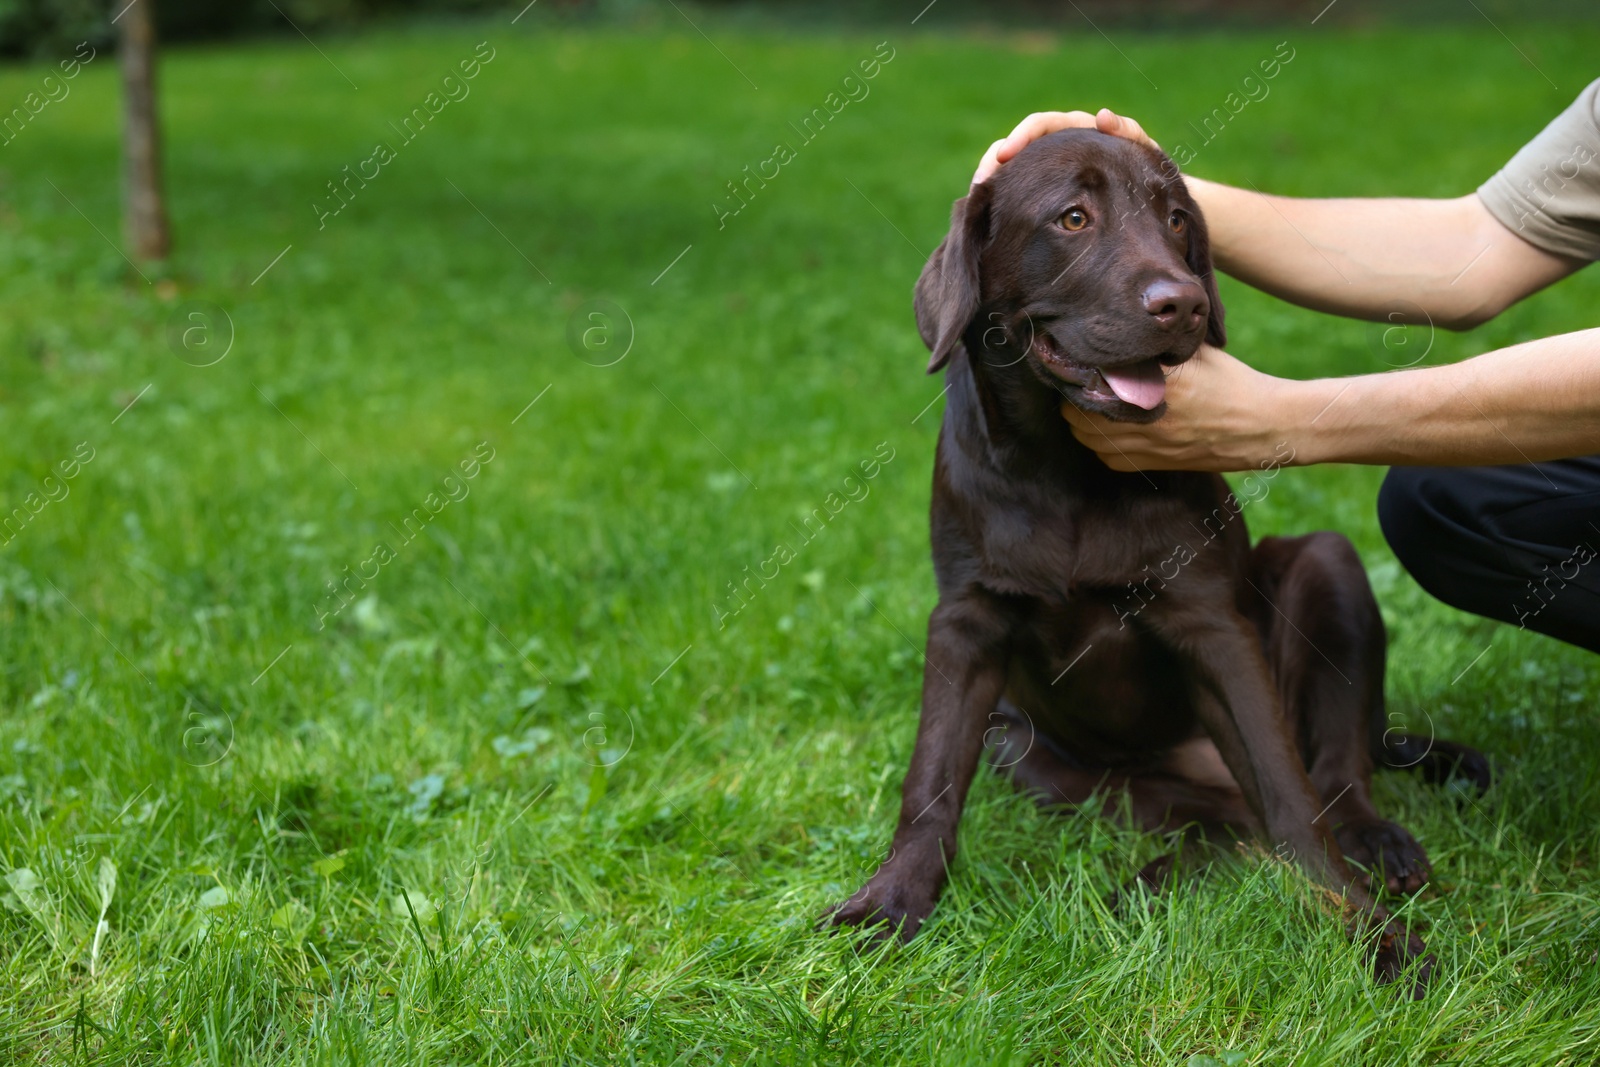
[
  {"left": 1376, "top": 732, "right": 1493, "bottom": 793},
  {"left": 983, "top": 699, "right": 1116, "bottom": 809},
  {"left": 986, "top": 701, "right": 1251, "bottom": 907},
  {"left": 1107, "top": 831, "right": 1237, "bottom": 917},
  {"left": 1247, "top": 532, "right": 1434, "bottom": 896},
  {"left": 988, "top": 701, "right": 1255, "bottom": 830}
]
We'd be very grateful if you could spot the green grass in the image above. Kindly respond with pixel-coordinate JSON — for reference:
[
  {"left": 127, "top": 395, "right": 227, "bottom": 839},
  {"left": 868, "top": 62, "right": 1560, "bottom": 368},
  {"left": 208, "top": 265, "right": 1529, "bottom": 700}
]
[{"left": 2, "top": 11, "right": 1599, "bottom": 1064}]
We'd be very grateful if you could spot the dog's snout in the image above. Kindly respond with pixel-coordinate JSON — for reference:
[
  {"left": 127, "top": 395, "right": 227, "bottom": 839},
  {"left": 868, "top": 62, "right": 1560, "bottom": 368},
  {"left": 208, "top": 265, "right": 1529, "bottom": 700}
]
[{"left": 1142, "top": 279, "right": 1208, "bottom": 334}]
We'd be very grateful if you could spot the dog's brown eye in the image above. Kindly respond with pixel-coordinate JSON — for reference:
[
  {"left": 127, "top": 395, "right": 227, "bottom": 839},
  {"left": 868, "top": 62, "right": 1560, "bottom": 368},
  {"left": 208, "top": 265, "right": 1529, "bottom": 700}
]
[
  {"left": 1059, "top": 208, "right": 1089, "bottom": 232},
  {"left": 1168, "top": 211, "right": 1187, "bottom": 235}
]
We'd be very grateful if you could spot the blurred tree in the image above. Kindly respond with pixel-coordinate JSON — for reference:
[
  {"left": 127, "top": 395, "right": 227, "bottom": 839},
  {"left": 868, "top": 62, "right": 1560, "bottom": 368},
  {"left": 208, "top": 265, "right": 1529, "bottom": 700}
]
[{"left": 119, "top": 0, "right": 169, "bottom": 260}]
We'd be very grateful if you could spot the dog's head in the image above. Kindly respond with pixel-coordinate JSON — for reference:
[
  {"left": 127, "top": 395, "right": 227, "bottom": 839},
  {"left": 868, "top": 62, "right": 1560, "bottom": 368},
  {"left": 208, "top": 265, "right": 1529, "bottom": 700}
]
[{"left": 914, "top": 129, "right": 1224, "bottom": 423}]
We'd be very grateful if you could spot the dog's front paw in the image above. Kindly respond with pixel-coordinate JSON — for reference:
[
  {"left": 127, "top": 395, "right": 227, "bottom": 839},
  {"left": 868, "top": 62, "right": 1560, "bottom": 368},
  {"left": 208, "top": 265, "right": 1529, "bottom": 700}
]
[
  {"left": 821, "top": 879, "right": 937, "bottom": 943},
  {"left": 1337, "top": 818, "right": 1432, "bottom": 895},
  {"left": 1370, "top": 921, "right": 1434, "bottom": 1000}
]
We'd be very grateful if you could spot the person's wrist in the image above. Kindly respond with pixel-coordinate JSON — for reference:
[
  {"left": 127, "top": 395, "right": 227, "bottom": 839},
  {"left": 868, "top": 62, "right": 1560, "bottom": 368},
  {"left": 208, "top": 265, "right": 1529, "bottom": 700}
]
[{"left": 1276, "top": 376, "right": 1349, "bottom": 467}]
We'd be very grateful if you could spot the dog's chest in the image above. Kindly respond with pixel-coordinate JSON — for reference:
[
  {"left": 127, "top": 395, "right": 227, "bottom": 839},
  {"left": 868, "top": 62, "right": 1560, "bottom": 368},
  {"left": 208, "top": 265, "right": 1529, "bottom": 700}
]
[{"left": 945, "top": 481, "right": 1216, "bottom": 598}]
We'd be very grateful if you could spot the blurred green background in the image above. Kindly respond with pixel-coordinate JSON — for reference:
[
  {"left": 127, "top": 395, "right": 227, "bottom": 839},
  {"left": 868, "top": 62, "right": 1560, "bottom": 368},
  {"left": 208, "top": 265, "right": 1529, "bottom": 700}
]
[
  {"left": 2, "top": 0, "right": 1597, "bottom": 55},
  {"left": 1, "top": 3, "right": 1598, "bottom": 1063}
]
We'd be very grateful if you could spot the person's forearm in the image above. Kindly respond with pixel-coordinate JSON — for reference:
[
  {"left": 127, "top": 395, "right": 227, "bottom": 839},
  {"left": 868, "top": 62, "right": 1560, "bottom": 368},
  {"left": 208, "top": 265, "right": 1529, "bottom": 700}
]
[
  {"left": 1184, "top": 177, "right": 1579, "bottom": 330},
  {"left": 1283, "top": 328, "right": 1600, "bottom": 466}
]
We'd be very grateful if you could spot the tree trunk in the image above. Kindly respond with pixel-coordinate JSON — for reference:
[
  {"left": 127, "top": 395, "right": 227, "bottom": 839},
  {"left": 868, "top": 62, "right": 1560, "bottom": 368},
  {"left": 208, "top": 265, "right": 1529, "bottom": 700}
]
[{"left": 120, "top": 0, "right": 170, "bottom": 261}]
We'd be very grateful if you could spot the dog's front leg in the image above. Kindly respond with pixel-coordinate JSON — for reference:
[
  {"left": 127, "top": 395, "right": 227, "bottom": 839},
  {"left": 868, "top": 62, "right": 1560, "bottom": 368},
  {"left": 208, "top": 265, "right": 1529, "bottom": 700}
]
[
  {"left": 825, "top": 595, "right": 1010, "bottom": 941},
  {"left": 1155, "top": 604, "right": 1433, "bottom": 994}
]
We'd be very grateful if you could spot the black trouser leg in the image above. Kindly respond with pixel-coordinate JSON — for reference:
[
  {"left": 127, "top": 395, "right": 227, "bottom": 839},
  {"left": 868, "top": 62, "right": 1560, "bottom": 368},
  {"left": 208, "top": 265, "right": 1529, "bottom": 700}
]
[{"left": 1377, "top": 457, "right": 1600, "bottom": 654}]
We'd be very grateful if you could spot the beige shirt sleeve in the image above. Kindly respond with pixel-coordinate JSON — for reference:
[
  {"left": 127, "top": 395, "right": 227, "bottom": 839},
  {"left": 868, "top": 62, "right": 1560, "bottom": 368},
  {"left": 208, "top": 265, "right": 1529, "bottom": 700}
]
[{"left": 1478, "top": 77, "right": 1600, "bottom": 261}]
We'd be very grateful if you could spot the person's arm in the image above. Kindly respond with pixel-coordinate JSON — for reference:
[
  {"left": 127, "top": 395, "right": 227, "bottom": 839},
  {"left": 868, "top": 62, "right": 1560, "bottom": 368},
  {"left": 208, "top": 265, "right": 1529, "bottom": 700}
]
[
  {"left": 1184, "top": 179, "right": 1583, "bottom": 330},
  {"left": 1060, "top": 332, "right": 1600, "bottom": 471}
]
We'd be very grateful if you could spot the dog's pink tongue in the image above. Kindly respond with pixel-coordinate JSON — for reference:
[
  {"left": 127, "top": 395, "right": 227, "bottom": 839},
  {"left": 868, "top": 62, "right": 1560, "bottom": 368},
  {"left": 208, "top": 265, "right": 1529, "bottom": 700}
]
[{"left": 1101, "top": 361, "right": 1166, "bottom": 410}]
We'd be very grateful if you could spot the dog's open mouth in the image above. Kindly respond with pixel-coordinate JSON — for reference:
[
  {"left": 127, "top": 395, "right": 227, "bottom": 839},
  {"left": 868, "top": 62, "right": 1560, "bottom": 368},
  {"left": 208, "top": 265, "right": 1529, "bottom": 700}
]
[{"left": 1032, "top": 332, "right": 1169, "bottom": 411}]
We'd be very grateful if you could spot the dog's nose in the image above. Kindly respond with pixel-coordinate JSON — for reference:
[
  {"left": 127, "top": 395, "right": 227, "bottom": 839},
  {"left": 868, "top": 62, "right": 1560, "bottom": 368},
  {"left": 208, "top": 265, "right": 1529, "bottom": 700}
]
[{"left": 1142, "top": 279, "right": 1208, "bottom": 333}]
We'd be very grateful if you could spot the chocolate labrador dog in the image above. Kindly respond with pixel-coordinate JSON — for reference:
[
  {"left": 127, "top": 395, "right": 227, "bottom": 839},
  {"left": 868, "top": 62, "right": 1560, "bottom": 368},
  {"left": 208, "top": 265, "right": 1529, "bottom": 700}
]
[{"left": 825, "top": 130, "right": 1488, "bottom": 994}]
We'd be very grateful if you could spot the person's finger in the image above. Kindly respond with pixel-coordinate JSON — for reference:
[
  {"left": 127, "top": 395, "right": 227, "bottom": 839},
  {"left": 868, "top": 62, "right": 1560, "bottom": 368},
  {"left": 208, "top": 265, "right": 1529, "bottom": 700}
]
[
  {"left": 996, "top": 110, "right": 1096, "bottom": 164},
  {"left": 1061, "top": 403, "right": 1147, "bottom": 470},
  {"left": 1093, "top": 108, "right": 1158, "bottom": 149},
  {"left": 1060, "top": 404, "right": 1110, "bottom": 441},
  {"left": 1068, "top": 419, "right": 1138, "bottom": 470},
  {"left": 1059, "top": 401, "right": 1107, "bottom": 433},
  {"left": 976, "top": 109, "right": 1162, "bottom": 186},
  {"left": 971, "top": 138, "right": 1009, "bottom": 186},
  {"left": 1074, "top": 435, "right": 1141, "bottom": 472}
]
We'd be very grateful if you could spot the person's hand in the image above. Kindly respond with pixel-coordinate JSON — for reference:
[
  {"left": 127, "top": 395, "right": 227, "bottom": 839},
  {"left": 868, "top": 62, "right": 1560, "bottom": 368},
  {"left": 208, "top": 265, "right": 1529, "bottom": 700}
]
[
  {"left": 1059, "top": 345, "right": 1305, "bottom": 473},
  {"left": 971, "top": 108, "right": 1158, "bottom": 186}
]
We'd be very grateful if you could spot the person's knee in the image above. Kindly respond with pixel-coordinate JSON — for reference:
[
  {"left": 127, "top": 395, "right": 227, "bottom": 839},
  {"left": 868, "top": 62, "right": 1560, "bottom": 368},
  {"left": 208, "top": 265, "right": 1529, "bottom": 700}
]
[
  {"left": 1377, "top": 464, "right": 1494, "bottom": 615},
  {"left": 1378, "top": 463, "right": 1600, "bottom": 652},
  {"left": 1377, "top": 466, "right": 1443, "bottom": 580}
]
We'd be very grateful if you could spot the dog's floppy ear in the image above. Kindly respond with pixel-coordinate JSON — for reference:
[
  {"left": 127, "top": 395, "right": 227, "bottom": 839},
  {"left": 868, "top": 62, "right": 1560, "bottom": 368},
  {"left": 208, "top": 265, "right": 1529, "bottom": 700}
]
[
  {"left": 1182, "top": 195, "right": 1227, "bottom": 348},
  {"left": 914, "top": 182, "right": 993, "bottom": 374}
]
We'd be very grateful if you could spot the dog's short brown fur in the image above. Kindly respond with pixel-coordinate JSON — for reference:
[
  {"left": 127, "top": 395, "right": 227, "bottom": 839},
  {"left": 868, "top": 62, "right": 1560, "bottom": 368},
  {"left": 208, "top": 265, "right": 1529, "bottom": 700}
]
[{"left": 824, "top": 130, "right": 1488, "bottom": 995}]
